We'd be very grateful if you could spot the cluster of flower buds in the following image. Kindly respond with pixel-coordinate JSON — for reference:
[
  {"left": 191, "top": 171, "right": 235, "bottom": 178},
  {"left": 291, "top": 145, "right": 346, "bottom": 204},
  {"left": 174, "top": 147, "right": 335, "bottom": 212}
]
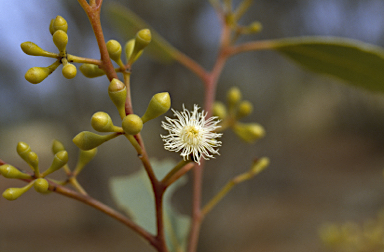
[
  {"left": 73, "top": 78, "right": 171, "bottom": 151},
  {"left": 21, "top": 16, "right": 76, "bottom": 84},
  {"left": 213, "top": 86, "right": 265, "bottom": 143}
]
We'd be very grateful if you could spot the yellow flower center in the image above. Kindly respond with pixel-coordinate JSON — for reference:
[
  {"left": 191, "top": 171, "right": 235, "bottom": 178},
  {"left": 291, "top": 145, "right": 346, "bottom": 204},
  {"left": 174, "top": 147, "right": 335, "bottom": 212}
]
[{"left": 182, "top": 125, "right": 201, "bottom": 145}]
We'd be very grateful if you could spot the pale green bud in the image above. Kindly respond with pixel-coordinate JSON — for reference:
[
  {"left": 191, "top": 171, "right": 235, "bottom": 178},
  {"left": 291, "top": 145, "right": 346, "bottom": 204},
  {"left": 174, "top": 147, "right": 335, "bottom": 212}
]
[
  {"left": 248, "top": 21, "right": 262, "bottom": 34},
  {"left": 51, "top": 140, "right": 65, "bottom": 154},
  {"left": 106, "top": 40, "right": 122, "bottom": 63},
  {"left": 52, "top": 30, "right": 68, "bottom": 52},
  {"left": 236, "top": 100, "right": 253, "bottom": 119},
  {"left": 62, "top": 63, "right": 77, "bottom": 79},
  {"left": 91, "top": 111, "right": 122, "bottom": 132},
  {"left": 25, "top": 61, "right": 60, "bottom": 84},
  {"left": 227, "top": 86, "right": 242, "bottom": 108},
  {"left": 17, "top": 142, "right": 31, "bottom": 163},
  {"left": 0, "top": 164, "right": 32, "bottom": 180},
  {"left": 41, "top": 150, "right": 68, "bottom": 177},
  {"left": 79, "top": 64, "right": 105, "bottom": 78},
  {"left": 20, "top": 42, "right": 58, "bottom": 58},
  {"left": 124, "top": 39, "right": 135, "bottom": 61},
  {"left": 2, "top": 183, "right": 34, "bottom": 201},
  {"left": 50, "top": 15, "right": 68, "bottom": 35},
  {"left": 72, "top": 131, "right": 118, "bottom": 151},
  {"left": 27, "top": 151, "right": 39, "bottom": 172},
  {"left": 122, "top": 114, "right": 143, "bottom": 135},
  {"left": 73, "top": 148, "right": 98, "bottom": 176},
  {"left": 141, "top": 92, "right": 171, "bottom": 123},
  {"left": 233, "top": 122, "right": 265, "bottom": 143},
  {"left": 34, "top": 178, "right": 49, "bottom": 193},
  {"left": 108, "top": 78, "right": 127, "bottom": 119},
  {"left": 250, "top": 157, "right": 269, "bottom": 175},
  {"left": 128, "top": 29, "right": 151, "bottom": 64},
  {"left": 213, "top": 101, "right": 227, "bottom": 120}
]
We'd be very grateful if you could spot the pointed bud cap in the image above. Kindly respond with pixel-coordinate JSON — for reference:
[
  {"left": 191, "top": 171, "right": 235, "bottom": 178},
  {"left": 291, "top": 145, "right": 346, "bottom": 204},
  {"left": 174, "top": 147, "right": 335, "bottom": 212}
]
[
  {"left": 79, "top": 64, "right": 105, "bottom": 78},
  {"left": 73, "top": 131, "right": 118, "bottom": 151},
  {"left": 34, "top": 178, "right": 49, "bottom": 193},
  {"left": 0, "top": 164, "right": 32, "bottom": 179},
  {"left": 236, "top": 100, "right": 253, "bottom": 119},
  {"left": 141, "top": 92, "right": 171, "bottom": 123},
  {"left": 134, "top": 29, "right": 151, "bottom": 52},
  {"left": 62, "top": 63, "right": 77, "bottom": 79},
  {"left": 213, "top": 101, "right": 227, "bottom": 120},
  {"left": 17, "top": 142, "right": 31, "bottom": 162},
  {"left": 73, "top": 148, "right": 98, "bottom": 176},
  {"left": 2, "top": 183, "right": 34, "bottom": 201},
  {"left": 106, "top": 40, "right": 122, "bottom": 63},
  {"left": 233, "top": 122, "right": 265, "bottom": 143},
  {"left": 21, "top": 42, "right": 58, "bottom": 58},
  {"left": 52, "top": 30, "right": 68, "bottom": 52},
  {"left": 52, "top": 140, "right": 65, "bottom": 154},
  {"left": 122, "top": 114, "right": 143, "bottom": 135},
  {"left": 91, "top": 111, "right": 122, "bottom": 132},
  {"left": 108, "top": 78, "right": 127, "bottom": 119},
  {"left": 227, "top": 86, "right": 242, "bottom": 108},
  {"left": 50, "top": 15, "right": 68, "bottom": 35},
  {"left": 42, "top": 150, "right": 68, "bottom": 177}
]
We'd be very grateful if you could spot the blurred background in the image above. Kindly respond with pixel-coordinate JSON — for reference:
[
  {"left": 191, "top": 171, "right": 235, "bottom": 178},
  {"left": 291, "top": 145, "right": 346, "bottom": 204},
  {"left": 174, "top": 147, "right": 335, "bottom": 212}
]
[{"left": 2, "top": 0, "right": 384, "bottom": 251}]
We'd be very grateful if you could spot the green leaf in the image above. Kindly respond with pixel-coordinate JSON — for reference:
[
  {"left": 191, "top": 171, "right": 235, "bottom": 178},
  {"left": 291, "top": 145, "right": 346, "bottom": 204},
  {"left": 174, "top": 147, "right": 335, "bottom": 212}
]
[
  {"left": 272, "top": 37, "right": 384, "bottom": 92},
  {"left": 104, "top": 3, "right": 178, "bottom": 63},
  {"left": 109, "top": 159, "right": 191, "bottom": 252}
]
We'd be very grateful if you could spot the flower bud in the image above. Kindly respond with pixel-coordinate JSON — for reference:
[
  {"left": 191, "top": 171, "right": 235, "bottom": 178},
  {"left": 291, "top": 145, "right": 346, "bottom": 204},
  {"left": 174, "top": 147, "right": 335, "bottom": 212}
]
[
  {"left": 141, "top": 92, "right": 171, "bottom": 123},
  {"left": 227, "top": 86, "right": 242, "bottom": 108},
  {"left": 27, "top": 151, "right": 39, "bottom": 172},
  {"left": 72, "top": 131, "right": 119, "bottom": 151},
  {"left": 91, "top": 111, "right": 122, "bottom": 132},
  {"left": 62, "top": 63, "right": 77, "bottom": 79},
  {"left": 2, "top": 183, "right": 34, "bottom": 201},
  {"left": 79, "top": 63, "right": 105, "bottom": 78},
  {"left": 73, "top": 148, "right": 98, "bottom": 176},
  {"left": 124, "top": 39, "right": 135, "bottom": 61},
  {"left": 17, "top": 142, "right": 31, "bottom": 163},
  {"left": 250, "top": 157, "right": 269, "bottom": 175},
  {"left": 108, "top": 78, "right": 127, "bottom": 119},
  {"left": 122, "top": 114, "right": 143, "bottom": 135},
  {"left": 50, "top": 15, "right": 68, "bottom": 35},
  {"left": 213, "top": 101, "right": 227, "bottom": 120},
  {"left": 34, "top": 178, "right": 49, "bottom": 193},
  {"left": 42, "top": 150, "right": 68, "bottom": 177},
  {"left": 106, "top": 40, "right": 122, "bottom": 64},
  {"left": 25, "top": 61, "right": 61, "bottom": 84},
  {"left": 236, "top": 100, "right": 253, "bottom": 119},
  {"left": 128, "top": 29, "right": 151, "bottom": 64},
  {"left": 52, "top": 30, "right": 68, "bottom": 52},
  {"left": 0, "top": 164, "right": 32, "bottom": 180},
  {"left": 233, "top": 122, "right": 265, "bottom": 143},
  {"left": 52, "top": 139, "right": 65, "bottom": 154},
  {"left": 20, "top": 42, "right": 58, "bottom": 58},
  {"left": 247, "top": 21, "right": 262, "bottom": 34}
]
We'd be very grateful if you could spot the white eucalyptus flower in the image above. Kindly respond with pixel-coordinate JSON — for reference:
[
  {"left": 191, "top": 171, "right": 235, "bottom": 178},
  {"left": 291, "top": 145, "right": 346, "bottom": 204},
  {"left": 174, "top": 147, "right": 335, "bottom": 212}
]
[{"left": 161, "top": 104, "right": 222, "bottom": 164}]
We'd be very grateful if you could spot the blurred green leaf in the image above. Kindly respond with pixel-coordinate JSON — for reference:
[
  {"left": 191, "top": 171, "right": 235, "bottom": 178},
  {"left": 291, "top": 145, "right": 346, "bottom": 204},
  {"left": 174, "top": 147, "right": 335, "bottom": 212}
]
[
  {"left": 104, "top": 3, "right": 177, "bottom": 63},
  {"left": 273, "top": 37, "right": 384, "bottom": 92},
  {"left": 109, "top": 159, "right": 190, "bottom": 252}
]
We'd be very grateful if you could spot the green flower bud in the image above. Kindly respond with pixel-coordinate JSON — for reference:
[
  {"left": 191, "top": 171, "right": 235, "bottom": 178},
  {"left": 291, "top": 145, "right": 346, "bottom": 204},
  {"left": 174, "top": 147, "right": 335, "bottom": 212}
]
[
  {"left": 124, "top": 39, "right": 135, "bottom": 61},
  {"left": 247, "top": 21, "right": 262, "bottom": 34},
  {"left": 20, "top": 42, "right": 58, "bottom": 58},
  {"left": 41, "top": 150, "right": 68, "bottom": 177},
  {"left": 62, "top": 63, "right": 77, "bottom": 79},
  {"left": 52, "top": 140, "right": 65, "bottom": 154},
  {"left": 17, "top": 142, "right": 31, "bottom": 163},
  {"left": 141, "top": 92, "right": 171, "bottom": 123},
  {"left": 227, "top": 86, "right": 242, "bottom": 108},
  {"left": 128, "top": 29, "right": 151, "bottom": 64},
  {"left": 79, "top": 63, "right": 105, "bottom": 78},
  {"left": 108, "top": 78, "right": 127, "bottom": 119},
  {"left": 250, "top": 157, "right": 269, "bottom": 175},
  {"left": 236, "top": 100, "right": 253, "bottom": 119},
  {"left": 34, "top": 178, "right": 49, "bottom": 193},
  {"left": 52, "top": 30, "right": 68, "bottom": 52},
  {"left": 122, "top": 114, "right": 143, "bottom": 135},
  {"left": 27, "top": 151, "right": 39, "bottom": 172},
  {"left": 0, "top": 164, "right": 32, "bottom": 180},
  {"left": 91, "top": 111, "right": 122, "bottom": 132},
  {"left": 25, "top": 61, "right": 61, "bottom": 84},
  {"left": 213, "top": 101, "right": 227, "bottom": 120},
  {"left": 106, "top": 40, "right": 122, "bottom": 63},
  {"left": 50, "top": 15, "right": 68, "bottom": 35},
  {"left": 72, "top": 131, "right": 119, "bottom": 151},
  {"left": 233, "top": 122, "right": 265, "bottom": 143},
  {"left": 73, "top": 148, "right": 98, "bottom": 176},
  {"left": 2, "top": 182, "right": 34, "bottom": 201}
]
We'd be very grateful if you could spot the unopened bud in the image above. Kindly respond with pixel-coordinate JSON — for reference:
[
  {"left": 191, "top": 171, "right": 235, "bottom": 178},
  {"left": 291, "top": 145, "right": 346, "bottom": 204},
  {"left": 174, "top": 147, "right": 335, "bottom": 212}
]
[
  {"left": 128, "top": 29, "right": 151, "bottom": 64},
  {"left": 34, "top": 178, "right": 49, "bottom": 193},
  {"left": 42, "top": 150, "right": 68, "bottom": 177},
  {"left": 52, "top": 140, "right": 65, "bottom": 154},
  {"left": 213, "top": 102, "right": 227, "bottom": 120},
  {"left": 62, "top": 63, "right": 77, "bottom": 79},
  {"left": 141, "top": 92, "right": 171, "bottom": 123},
  {"left": 122, "top": 114, "right": 143, "bottom": 135},
  {"left": 27, "top": 152, "right": 39, "bottom": 173},
  {"left": 91, "top": 111, "right": 122, "bottom": 132},
  {"left": 21, "top": 42, "right": 58, "bottom": 58},
  {"left": 79, "top": 63, "right": 105, "bottom": 78},
  {"left": 52, "top": 30, "right": 68, "bottom": 52},
  {"left": 0, "top": 164, "right": 32, "bottom": 180},
  {"left": 227, "top": 87, "right": 242, "bottom": 108},
  {"left": 106, "top": 40, "right": 122, "bottom": 64},
  {"left": 236, "top": 100, "right": 253, "bottom": 119},
  {"left": 250, "top": 157, "right": 269, "bottom": 175},
  {"left": 108, "top": 78, "right": 127, "bottom": 119},
  {"left": 17, "top": 142, "right": 31, "bottom": 163},
  {"left": 72, "top": 131, "right": 119, "bottom": 151},
  {"left": 2, "top": 183, "right": 34, "bottom": 201},
  {"left": 73, "top": 148, "right": 98, "bottom": 176},
  {"left": 233, "top": 122, "right": 265, "bottom": 143},
  {"left": 25, "top": 61, "right": 61, "bottom": 84},
  {"left": 50, "top": 15, "right": 68, "bottom": 35}
]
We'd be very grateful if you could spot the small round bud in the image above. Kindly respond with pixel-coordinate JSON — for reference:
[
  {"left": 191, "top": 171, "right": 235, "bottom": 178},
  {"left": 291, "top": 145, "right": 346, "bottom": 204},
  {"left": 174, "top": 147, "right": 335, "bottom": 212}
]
[
  {"left": 17, "top": 142, "right": 31, "bottom": 162},
  {"left": 227, "top": 86, "right": 242, "bottom": 108},
  {"left": 72, "top": 131, "right": 119, "bottom": 151},
  {"left": 91, "top": 111, "right": 122, "bottom": 132},
  {"left": 52, "top": 140, "right": 65, "bottom": 154},
  {"left": 141, "top": 92, "right": 171, "bottom": 123},
  {"left": 248, "top": 21, "right": 262, "bottom": 33},
  {"left": 62, "top": 63, "right": 77, "bottom": 79},
  {"left": 122, "top": 114, "right": 143, "bottom": 135},
  {"left": 2, "top": 183, "right": 34, "bottom": 201},
  {"left": 52, "top": 30, "right": 68, "bottom": 52},
  {"left": 34, "top": 178, "right": 49, "bottom": 193},
  {"left": 20, "top": 42, "right": 58, "bottom": 58},
  {"left": 79, "top": 64, "right": 105, "bottom": 78},
  {"left": 108, "top": 78, "right": 127, "bottom": 119},
  {"left": 213, "top": 101, "right": 227, "bottom": 120},
  {"left": 25, "top": 67, "right": 50, "bottom": 84},
  {"left": 236, "top": 100, "right": 253, "bottom": 119},
  {"left": 106, "top": 40, "right": 122, "bottom": 63},
  {"left": 73, "top": 148, "right": 98, "bottom": 176},
  {"left": 50, "top": 15, "right": 68, "bottom": 34},
  {"left": 42, "top": 150, "right": 68, "bottom": 177},
  {"left": 233, "top": 122, "right": 265, "bottom": 143},
  {"left": 0, "top": 164, "right": 32, "bottom": 180}
]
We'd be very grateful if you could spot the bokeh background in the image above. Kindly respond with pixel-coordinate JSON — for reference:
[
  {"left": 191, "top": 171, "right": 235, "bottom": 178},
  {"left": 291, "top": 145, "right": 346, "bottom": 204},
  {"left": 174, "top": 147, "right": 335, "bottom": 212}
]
[{"left": 2, "top": 0, "right": 384, "bottom": 251}]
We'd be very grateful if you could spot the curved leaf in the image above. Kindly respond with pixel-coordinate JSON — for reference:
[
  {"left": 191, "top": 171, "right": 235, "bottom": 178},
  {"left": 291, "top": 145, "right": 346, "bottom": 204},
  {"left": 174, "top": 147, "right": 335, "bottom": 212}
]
[{"left": 272, "top": 37, "right": 384, "bottom": 92}]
